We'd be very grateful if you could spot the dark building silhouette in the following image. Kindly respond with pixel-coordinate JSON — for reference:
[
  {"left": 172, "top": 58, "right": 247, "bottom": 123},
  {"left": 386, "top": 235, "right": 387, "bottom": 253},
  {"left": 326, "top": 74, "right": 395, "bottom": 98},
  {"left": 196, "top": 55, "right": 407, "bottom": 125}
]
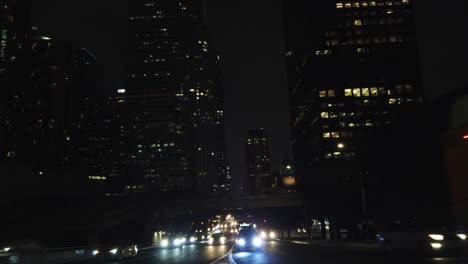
[
  {"left": 246, "top": 129, "right": 272, "bottom": 194},
  {"left": 0, "top": 0, "right": 107, "bottom": 198},
  {"left": 285, "top": 0, "right": 426, "bottom": 236},
  {"left": 119, "top": 0, "right": 227, "bottom": 193}
]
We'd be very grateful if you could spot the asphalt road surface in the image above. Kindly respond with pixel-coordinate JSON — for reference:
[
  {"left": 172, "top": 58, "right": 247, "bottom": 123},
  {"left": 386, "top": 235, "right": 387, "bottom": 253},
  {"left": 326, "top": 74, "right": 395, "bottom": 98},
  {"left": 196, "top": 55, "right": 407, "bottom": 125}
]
[{"left": 64, "top": 241, "right": 468, "bottom": 264}]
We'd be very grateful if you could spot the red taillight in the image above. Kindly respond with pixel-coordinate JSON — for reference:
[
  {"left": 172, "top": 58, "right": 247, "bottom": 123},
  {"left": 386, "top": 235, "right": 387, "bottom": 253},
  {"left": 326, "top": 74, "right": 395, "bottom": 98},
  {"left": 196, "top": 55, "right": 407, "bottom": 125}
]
[{"left": 463, "top": 135, "right": 468, "bottom": 140}]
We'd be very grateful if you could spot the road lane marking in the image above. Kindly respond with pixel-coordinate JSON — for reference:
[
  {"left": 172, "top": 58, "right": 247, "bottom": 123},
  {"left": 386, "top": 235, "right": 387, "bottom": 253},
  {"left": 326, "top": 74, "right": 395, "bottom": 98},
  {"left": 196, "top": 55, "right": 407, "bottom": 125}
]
[
  {"left": 228, "top": 250, "right": 237, "bottom": 264},
  {"left": 122, "top": 248, "right": 178, "bottom": 263},
  {"left": 210, "top": 246, "right": 234, "bottom": 264}
]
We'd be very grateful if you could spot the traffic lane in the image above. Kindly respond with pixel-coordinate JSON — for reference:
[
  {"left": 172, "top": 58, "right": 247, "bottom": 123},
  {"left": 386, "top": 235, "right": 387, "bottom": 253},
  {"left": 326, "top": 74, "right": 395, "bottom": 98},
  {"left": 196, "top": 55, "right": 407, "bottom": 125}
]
[
  {"left": 123, "top": 243, "right": 232, "bottom": 264},
  {"left": 230, "top": 241, "right": 467, "bottom": 264},
  {"left": 62, "top": 243, "right": 232, "bottom": 264}
]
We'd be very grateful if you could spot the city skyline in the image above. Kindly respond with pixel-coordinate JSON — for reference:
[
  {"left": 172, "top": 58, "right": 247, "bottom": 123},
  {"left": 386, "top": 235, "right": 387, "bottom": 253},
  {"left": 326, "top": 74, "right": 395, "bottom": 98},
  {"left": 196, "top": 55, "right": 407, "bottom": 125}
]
[{"left": 1, "top": 0, "right": 468, "bottom": 262}]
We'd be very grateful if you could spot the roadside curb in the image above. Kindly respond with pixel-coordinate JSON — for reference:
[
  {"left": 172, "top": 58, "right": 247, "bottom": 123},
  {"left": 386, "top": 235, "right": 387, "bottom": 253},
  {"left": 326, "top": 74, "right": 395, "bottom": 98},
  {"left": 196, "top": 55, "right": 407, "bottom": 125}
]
[{"left": 286, "top": 240, "right": 381, "bottom": 250}]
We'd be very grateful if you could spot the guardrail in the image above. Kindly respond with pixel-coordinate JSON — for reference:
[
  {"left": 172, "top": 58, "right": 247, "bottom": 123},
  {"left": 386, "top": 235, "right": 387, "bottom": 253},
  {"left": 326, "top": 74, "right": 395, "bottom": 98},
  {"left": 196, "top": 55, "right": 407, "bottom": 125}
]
[{"left": 0, "top": 246, "right": 98, "bottom": 264}]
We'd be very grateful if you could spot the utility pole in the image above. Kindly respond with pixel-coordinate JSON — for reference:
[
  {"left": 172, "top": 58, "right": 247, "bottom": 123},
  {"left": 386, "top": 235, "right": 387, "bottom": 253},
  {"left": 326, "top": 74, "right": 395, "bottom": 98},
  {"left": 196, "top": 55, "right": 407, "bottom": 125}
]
[{"left": 359, "top": 171, "right": 369, "bottom": 240}]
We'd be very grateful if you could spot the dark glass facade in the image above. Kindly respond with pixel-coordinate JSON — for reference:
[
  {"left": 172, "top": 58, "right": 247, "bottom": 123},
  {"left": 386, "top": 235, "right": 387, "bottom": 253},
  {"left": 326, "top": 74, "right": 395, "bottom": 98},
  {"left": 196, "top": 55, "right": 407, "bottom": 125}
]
[
  {"left": 122, "top": 0, "right": 228, "bottom": 193},
  {"left": 246, "top": 129, "right": 272, "bottom": 194},
  {"left": 285, "top": 0, "right": 424, "bottom": 231}
]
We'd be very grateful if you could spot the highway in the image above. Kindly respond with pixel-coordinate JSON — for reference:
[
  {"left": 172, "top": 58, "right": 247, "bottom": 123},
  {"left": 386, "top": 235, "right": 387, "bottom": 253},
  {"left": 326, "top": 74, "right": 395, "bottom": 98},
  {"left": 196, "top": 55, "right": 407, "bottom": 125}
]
[{"left": 62, "top": 240, "right": 467, "bottom": 264}]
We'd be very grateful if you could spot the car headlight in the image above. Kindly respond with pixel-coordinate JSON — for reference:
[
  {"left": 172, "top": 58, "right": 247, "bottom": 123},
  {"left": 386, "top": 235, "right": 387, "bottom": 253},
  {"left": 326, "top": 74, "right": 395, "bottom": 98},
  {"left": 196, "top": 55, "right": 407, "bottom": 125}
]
[
  {"left": 92, "top": 250, "right": 99, "bottom": 256},
  {"left": 174, "top": 238, "right": 181, "bottom": 246},
  {"left": 430, "top": 243, "right": 442, "bottom": 249},
  {"left": 202, "top": 235, "right": 205, "bottom": 239},
  {"left": 260, "top": 231, "right": 267, "bottom": 239},
  {"left": 109, "top": 248, "right": 118, "bottom": 254},
  {"left": 269, "top": 231, "right": 276, "bottom": 239},
  {"left": 428, "top": 234, "right": 444, "bottom": 241},
  {"left": 457, "top": 234, "right": 467, "bottom": 240},
  {"left": 181, "top": 237, "right": 186, "bottom": 243},
  {"left": 4, "top": 247, "right": 11, "bottom": 252},
  {"left": 220, "top": 237, "right": 226, "bottom": 244},
  {"left": 237, "top": 238, "right": 246, "bottom": 246},
  {"left": 253, "top": 236, "right": 262, "bottom": 247},
  {"left": 161, "top": 239, "right": 169, "bottom": 247},
  {"left": 190, "top": 236, "right": 196, "bottom": 242},
  {"left": 209, "top": 237, "right": 214, "bottom": 244}
]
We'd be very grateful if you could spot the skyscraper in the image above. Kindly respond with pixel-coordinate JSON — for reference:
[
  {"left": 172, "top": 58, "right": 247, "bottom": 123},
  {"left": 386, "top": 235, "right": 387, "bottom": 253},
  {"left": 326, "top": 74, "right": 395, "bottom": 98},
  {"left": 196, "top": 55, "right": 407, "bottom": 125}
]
[
  {"left": 246, "top": 129, "right": 272, "bottom": 194},
  {"left": 0, "top": 2, "right": 101, "bottom": 196},
  {"left": 122, "top": 0, "right": 226, "bottom": 193},
  {"left": 285, "top": 0, "right": 423, "bottom": 231}
]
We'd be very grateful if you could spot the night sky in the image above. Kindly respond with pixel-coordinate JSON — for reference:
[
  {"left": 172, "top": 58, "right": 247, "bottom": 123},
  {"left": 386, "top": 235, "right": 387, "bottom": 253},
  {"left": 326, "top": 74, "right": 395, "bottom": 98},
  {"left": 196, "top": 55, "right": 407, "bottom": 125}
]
[{"left": 31, "top": 1, "right": 468, "bottom": 191}]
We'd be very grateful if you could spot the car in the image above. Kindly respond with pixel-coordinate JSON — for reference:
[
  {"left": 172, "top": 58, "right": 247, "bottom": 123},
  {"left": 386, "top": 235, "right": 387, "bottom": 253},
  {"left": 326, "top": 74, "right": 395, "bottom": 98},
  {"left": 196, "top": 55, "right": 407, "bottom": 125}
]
[
  {"left": 259, "top": 229, "right": 278, "bottom": 240},
  {"left": 93, "top": 243, "right": 138, "bottom": 261},
  {"left": 186, "top": 233, "right": 198, "bottom": 244},
  {"left": 209, "top": 233, "right": 227, "bottom": 245},
  {"left": 235, "top": 228, "right": 263, "bottom": 251},
  {"left": 377, "top": 222, "right": 467, "bottom": 255},
  {"left": 196, "top": 232, "right": 210, "bottom": 243},
  {"left": 160, "top": 235, "right": 186, "bottom": 248}
]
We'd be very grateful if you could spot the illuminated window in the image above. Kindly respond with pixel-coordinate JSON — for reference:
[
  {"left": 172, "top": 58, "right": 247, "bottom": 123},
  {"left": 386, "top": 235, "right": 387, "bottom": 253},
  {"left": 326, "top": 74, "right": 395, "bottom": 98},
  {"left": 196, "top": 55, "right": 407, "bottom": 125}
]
[
  {"left": 319, "top": 90, "right": 327, "bottom": 97},
  {"left": 321, "top": 112, "right": 329, "bottom": 119},
  {"left": 388, "top": 98, "right": 397, "bottom": 105},
  {"left": 344, "top": 89, "right": 353, "bottom": 97},
  {"left": 370, "top": 1, "right": 376, "bottom": 6},
  {"left": 345, "top": 2, "right": 352, "bottom": 8},
  {"left": 331, "top": 132, "right": 340, "bottom": 138},
  {"left": 361, "top": 1, "right": 368, "bottom": 7},
  {"left": 336, "top": 3, "right": 344, "bottom": 8},
  {"left": 339, "top": 112, "right": 346, "bottom": 117},
  {"left": 363, "top": 99, "right": 371, "bottom": 106},
  {"left": 325, "top": 153, "right": 332, "bottom": 159},
  {"left": 390, "top": 36, "right": 397, "bottom": 42},
  {"left": 339, "top": 122, "right": 346, "bottom": 127},
  {"left": 353, "top": 2, "right": 360, "bottom": 7},
  {"left": 385, "top": 1, "right": 393, "bottom": 5},
  {"left": 354, "top": 19, "right": 363, "bottom": 26},
  {"left": 328, "top": 90, "right": 335, "bottom": 97},
  {"left": 330, "top": 112, "right": 338, "bottom": 118},
  {"left": 353, "top": 88, "right": 361, "bottom": 97},
  {"left": 323, "top": 132, "right": 331, "bottom": 138},
  {"left": 349, "top": 123, "right": 356, "bottom": 127},
  {"left": 362, "top": 88, "right": 370, "bottom": 97},
  {"left": 333, "top": 152, "right": 342, "bottom": 158},
  {"left": 366, "top": 121, "right": 374, "bottom": 127},
  {"left": 370, "top": 87, "right": 378, "bottom": 96},
  {"left": 402, "top": 0, "right": 409, "bottom": 4}
]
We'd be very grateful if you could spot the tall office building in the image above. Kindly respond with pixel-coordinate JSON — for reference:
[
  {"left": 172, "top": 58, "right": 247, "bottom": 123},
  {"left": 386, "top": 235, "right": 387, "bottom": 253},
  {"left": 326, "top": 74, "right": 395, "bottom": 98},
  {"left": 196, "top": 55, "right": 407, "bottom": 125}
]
[
  {"left": 246, "top": 129, "right": 272, "bottom": 194},
  {"left": 122, "top": 0, "right": 226, "bottom": 193},
  {"left": 285, "top": 0, "right": 423, "bottom": 230}
]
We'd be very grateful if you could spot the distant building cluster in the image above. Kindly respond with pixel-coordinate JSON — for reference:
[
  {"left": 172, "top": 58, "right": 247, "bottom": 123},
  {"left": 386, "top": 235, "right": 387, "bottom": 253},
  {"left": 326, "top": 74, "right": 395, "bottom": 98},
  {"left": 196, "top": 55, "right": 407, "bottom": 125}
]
[
  {"left": 245, "top": 128, "right": 296, "bottom": 194},
  {"left": 0, "top": 0, "right": 230, "bottom": 197}
]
